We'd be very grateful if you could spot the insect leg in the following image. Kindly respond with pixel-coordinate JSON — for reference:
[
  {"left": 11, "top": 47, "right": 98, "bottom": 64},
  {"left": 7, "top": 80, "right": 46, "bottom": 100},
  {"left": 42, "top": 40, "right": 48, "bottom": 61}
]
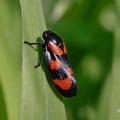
[
  {"left": 34, "top": 51, "right": 45, "bottom": 69},
  {"left": 24, "top": 41, "right": 44, "bottom": 45},
  {"left": 24, "top": 40, "right": 46, "bottom": 68}
]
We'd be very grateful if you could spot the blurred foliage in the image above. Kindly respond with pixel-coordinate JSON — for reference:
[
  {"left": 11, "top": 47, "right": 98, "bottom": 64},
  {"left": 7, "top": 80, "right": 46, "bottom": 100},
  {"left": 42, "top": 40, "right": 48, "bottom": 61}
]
[
  {"left": 0, "top": 0, "right": 119, "bottom": 120},
  {"left": 0, "top": 0, "right": 21, "bottom": 120}
]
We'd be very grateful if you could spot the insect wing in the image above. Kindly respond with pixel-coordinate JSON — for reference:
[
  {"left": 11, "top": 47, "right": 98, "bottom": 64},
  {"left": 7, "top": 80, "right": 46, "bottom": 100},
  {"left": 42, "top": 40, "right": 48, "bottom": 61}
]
[{"left": 45, "top": 41, "right": 77, "bottom": 97}]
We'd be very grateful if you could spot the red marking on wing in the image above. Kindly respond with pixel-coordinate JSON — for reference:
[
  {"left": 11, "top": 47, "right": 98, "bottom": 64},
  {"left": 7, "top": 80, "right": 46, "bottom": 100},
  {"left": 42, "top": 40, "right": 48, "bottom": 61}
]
[
  {"left": 53, "top": 78, "right": 72, "bottom": 90},
  {"left": 48, "top": 42, "right": 63, "bottom": 55},
  {"left": 63, "top": 43, "right": 67, "bottom": 53},
  {"left": 53, "top": 77, "right": 72, "bottom": 90},
  {"left": 50, "top": 59, "right": 62, "bottom": 70},
  {"left": 53, "top": 68, "right": 73, "bottom": 90}
]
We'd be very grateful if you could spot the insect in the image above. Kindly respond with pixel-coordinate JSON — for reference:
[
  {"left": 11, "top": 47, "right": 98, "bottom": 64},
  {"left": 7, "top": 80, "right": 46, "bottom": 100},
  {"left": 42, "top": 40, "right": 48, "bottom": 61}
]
[{"left": 24, "top": 30, "right": 77, "bottom": 97}]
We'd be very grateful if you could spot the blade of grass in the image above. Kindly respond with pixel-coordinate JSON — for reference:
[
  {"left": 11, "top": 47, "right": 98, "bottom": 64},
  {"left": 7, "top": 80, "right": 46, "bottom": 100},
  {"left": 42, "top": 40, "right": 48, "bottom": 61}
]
[{"left": 19, "top": 0, "right": 67, "bottom": 119}]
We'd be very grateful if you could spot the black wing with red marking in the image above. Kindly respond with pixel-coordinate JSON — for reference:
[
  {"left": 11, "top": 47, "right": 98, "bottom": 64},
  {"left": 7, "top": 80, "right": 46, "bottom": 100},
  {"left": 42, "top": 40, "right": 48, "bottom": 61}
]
[{"left": 43, "top": 30, "right": 77, "bottom": 97}]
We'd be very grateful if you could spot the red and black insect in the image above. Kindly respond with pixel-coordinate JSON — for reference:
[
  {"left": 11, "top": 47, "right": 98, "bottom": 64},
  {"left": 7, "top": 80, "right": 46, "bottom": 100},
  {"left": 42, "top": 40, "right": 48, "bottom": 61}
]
[{"left": 24, "top": 30, "right": 77, "bottom": 97}]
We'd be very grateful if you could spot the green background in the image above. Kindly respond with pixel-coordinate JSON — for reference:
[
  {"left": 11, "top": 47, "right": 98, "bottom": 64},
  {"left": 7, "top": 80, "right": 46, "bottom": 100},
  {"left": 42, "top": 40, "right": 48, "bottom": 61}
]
[{"left": 0, "top": 0, "right": 120, "bottom": 120}]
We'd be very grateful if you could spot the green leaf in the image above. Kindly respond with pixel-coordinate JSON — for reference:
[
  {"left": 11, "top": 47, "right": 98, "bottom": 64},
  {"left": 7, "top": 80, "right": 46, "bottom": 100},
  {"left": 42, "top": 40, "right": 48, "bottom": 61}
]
[{"left": 19, "top": 0, "right": 67, "bottom": 120}]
